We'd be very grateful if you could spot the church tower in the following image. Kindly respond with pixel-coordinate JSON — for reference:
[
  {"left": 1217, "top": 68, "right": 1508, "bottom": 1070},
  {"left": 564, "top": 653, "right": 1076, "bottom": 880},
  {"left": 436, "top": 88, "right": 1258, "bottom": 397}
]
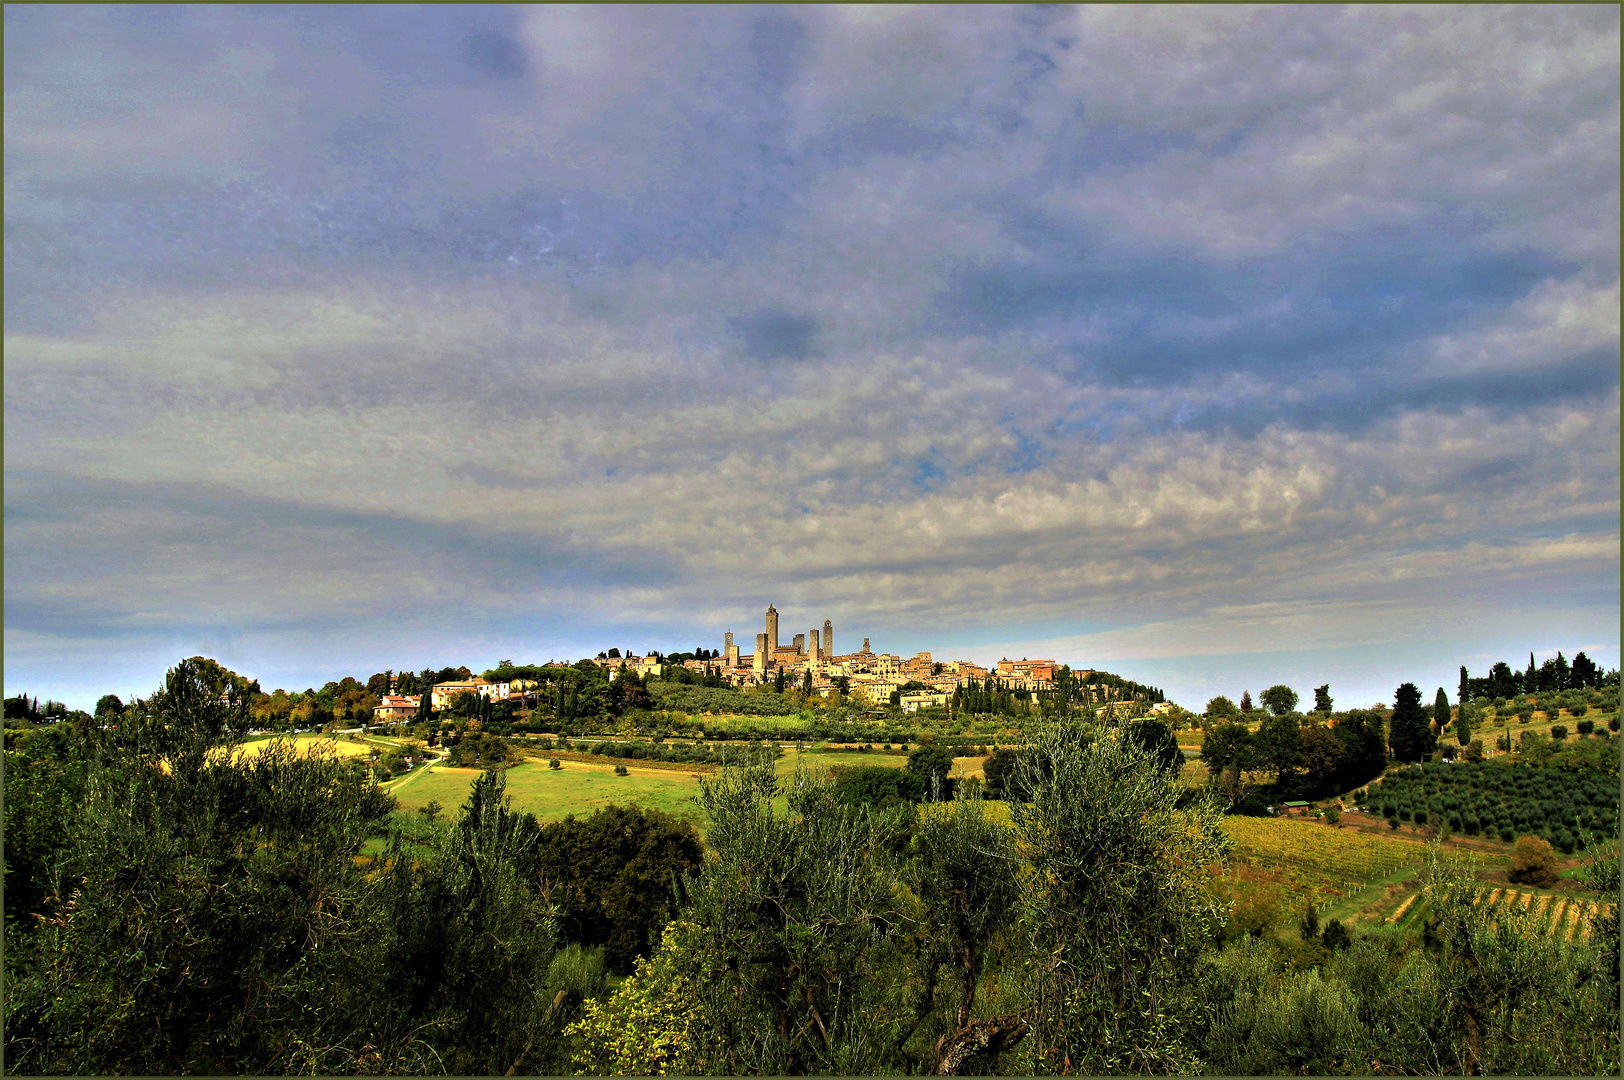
[{"left": 765, "top": 604, "right": 779, "bottom": 654}]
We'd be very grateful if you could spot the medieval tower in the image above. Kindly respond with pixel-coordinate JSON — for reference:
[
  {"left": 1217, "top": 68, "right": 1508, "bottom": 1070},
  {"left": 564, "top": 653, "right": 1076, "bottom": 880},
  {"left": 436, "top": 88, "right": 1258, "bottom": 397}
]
[
  {"left": 823, "top": 619, "right": 833, "bottom": 659},
  {"left": 765, "top": 604, "right": 779, "bottom": 654}
]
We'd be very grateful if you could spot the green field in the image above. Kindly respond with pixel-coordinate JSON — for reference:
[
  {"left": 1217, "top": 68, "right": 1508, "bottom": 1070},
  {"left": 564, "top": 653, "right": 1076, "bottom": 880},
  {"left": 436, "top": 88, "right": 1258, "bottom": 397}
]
[
  {"left": 382, "top": 748, "right": 996, "bottom": 832},
  {"left": 389, "top": 760, "right": 711, "bottom": 829}
]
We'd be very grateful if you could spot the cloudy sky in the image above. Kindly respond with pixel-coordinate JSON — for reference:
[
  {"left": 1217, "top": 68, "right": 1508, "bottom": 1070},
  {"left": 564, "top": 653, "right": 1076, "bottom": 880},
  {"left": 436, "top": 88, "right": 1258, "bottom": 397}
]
[{"left": 6, "top": 5, "right": 1619, "bottom": 711}]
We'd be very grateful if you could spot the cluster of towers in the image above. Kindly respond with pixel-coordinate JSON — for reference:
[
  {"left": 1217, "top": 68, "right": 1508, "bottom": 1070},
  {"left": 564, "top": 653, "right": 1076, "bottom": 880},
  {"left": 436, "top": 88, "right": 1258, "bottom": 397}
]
[{"left": 723, "top": 604, "right": 835, "bottom": 673}]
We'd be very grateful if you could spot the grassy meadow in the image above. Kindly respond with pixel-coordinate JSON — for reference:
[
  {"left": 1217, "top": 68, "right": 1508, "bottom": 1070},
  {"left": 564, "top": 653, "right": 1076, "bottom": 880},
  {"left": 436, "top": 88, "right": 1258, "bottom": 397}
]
[
  {"left": 379, "top": 745, "right": 993, "bottom": 834},
  {"left": 387, "top": 759, "right": 711, "bottom": 829}
]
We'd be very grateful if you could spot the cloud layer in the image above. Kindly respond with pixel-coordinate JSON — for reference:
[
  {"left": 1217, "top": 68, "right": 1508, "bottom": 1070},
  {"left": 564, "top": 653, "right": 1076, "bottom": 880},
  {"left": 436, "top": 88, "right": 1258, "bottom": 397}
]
[{"left": 5, "top": 5, "right": 1618, "bottom": 707}]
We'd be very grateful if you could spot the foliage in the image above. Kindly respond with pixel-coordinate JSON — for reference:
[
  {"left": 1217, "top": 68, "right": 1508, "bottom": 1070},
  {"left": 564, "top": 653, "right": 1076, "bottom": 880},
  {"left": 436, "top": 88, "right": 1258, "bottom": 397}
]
[
  {"left": 567, "top": 921, "right": 719, "bottom": 1075},
  {"left": 981, "top": 746, "right": 1022, "bottom": 799},
  {"left": 1205, "top": 695, "right": 1240, "bottom": 722},
  {"left": 673, "top": 758, "right": 921, "bottom": 1073},
  {"left": 905, "top": 741, "right": 956, "bottom": 792},
  {"left": 2, "top": 724, "right": 90, "bottom": 933},
  {"left": 1201, "top": 721, "right": 1257, "bottom": 775},
  {"left": 1508, "top": 834, "right": 1560, "bottom": 888},
  {"left": 1388, "top": 682, "right": 1435, "bottom": 763},
  {"left": 1124, "top": 717, "right": 1183, "bottom": 776},
  {"left": 1256, "top": 711, "right": 1305, "bottom": 782},
  {"left": 1009, "top": 725, "right": 1230, "bottom": 1074},
  {"left": 832, "top": 763, "right": 926, "bottom": 807},
  {"left": 533, "top": 804, "right": 704, "bottom": 974},
  {"left": 1197, "top": 844, "right": 1621, "bottom": 1075},
  {"left": 1260, "top": 685, "right": 1300, "bottom": 717},
  {"left": 3, "top": 658, "right": 588, "bottom": 1077},
  {"left": 1434, "top": 686, "right": 1453, "bottom": 733},
  {"left": 444, "top": 728, "right": 514, "bottom": 767}
]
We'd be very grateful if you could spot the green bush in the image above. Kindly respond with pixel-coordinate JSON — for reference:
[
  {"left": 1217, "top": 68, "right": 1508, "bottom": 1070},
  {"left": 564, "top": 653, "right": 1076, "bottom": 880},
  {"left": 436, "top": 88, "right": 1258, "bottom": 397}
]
[
  {"left": 613, "top": 763, "right": 628, "bottom": 776},
  {"left": 549, "top": 758, "right": 561, "bottom": 769}
]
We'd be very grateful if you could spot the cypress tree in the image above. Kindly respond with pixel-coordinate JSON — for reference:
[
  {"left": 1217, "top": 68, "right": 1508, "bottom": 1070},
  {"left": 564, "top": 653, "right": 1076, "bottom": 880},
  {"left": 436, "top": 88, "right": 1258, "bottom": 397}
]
[
  {"left": 1389, "top": 682, "right": 1433, "bottom": 763},
  {"left": 1433, "top": 688, "right": 1451, "bottom": 732}
]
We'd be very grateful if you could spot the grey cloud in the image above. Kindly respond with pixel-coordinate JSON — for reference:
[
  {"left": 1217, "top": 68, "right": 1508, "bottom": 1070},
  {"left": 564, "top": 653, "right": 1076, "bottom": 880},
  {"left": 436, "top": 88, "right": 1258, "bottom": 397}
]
[
  {"left": 731, "top": 310, "right": 820, "bottom": 361},
  {"left": 4, "top": 6, "right": 1617, "bottom": 703},
  {"left": 464, "top": 29, "right": 527, "bottom": 81}
]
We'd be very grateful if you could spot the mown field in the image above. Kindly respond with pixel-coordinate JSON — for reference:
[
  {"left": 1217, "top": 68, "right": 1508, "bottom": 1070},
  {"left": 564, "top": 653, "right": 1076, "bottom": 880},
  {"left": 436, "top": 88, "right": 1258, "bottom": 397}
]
[
  {"left": 222, "top": 733, "right": 376, "bottom": 761},
  {"left": 381, "top": 747, "right": 993, "bottom": 833},
  {"left": 388, "top": 759, "right": 712, "bottom": 829}
]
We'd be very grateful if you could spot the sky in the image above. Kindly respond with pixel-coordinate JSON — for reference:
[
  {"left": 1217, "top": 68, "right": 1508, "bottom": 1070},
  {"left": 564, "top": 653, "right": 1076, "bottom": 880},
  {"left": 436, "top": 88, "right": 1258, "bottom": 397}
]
[{"left": 5, "top": 5, "right": 1619, "bottom": 712}]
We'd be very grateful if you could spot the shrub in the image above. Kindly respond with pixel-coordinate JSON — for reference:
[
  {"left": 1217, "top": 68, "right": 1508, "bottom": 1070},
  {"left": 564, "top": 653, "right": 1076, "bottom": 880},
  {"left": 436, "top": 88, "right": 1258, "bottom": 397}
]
[
  {"left": 1550, "top": 725, "right": 1568, "bottom": 741},
  {"left": 613, "top": 763, "right": 629, "bottom": 776},
  {"left": 1575, "top": 719, "right": 1594, "bottom": 735},
  {"left": 1323, "top": 805, "right": 1341, "bottom": 826},
  {"left": 1298, "top": 903, "right": 1319, "bottom": 940},
  {"left": 1611, "top": 716, "right": 1620, "bottom": 733},
  {"left": 549, "top": 758, "right": 561, "bottom": 770},
  {"left": 1570, "top": 703, "right": 1588, "bottom": 718},
  {"left": 833, "top": 765, "right": 926, "bottom": 807},
  {"left": 1508, "top": 835, "right": 1559, "bottom": 888}
]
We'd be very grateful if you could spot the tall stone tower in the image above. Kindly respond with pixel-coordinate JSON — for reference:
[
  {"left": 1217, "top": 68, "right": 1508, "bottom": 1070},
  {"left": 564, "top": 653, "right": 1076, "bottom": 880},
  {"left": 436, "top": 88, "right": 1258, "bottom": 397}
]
[
  {"left": 793, "top": 632, "right": 806, "bottom": 654},
  {"left": 809, "top": 628, "right": 820, "bottom": 661},
  {"left": 725, "top": 631, "right": 739, "bottom": 668},
  {"left": 823, "top": 619, "right": 833, "bottom": 659},
  {"left": 765, "top": 604, "right": 779, "bottom": 654},
  {"left": 753, "top": 633, "right": 768, "bottom": 672}
]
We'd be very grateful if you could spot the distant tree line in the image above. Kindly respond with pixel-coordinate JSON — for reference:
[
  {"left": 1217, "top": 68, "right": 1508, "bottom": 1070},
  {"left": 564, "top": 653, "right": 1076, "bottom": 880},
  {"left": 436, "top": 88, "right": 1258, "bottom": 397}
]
[{"left": 1460, "top": 650, "right": 1615, "bottom": 703}]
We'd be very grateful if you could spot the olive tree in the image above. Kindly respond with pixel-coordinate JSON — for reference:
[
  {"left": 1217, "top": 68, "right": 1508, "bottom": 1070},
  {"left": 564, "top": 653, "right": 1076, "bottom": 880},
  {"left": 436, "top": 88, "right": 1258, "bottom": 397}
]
[{"left": 1008, "top": 725, "right": 1231, "bottom": 1074}]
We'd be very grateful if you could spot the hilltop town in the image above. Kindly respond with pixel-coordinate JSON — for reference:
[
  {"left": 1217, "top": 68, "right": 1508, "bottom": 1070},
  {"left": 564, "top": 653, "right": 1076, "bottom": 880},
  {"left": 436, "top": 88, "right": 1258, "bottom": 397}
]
[{"left": 370, "top": 603, "right": 1168, "bottom": 722}]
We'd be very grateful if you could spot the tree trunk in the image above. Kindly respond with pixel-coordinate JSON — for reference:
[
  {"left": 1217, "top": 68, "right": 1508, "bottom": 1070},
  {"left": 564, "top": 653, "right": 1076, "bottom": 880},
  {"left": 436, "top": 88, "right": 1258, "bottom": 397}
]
[{"left": 928, "top": 1011, "right": 1031, "bottom": 1075}]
